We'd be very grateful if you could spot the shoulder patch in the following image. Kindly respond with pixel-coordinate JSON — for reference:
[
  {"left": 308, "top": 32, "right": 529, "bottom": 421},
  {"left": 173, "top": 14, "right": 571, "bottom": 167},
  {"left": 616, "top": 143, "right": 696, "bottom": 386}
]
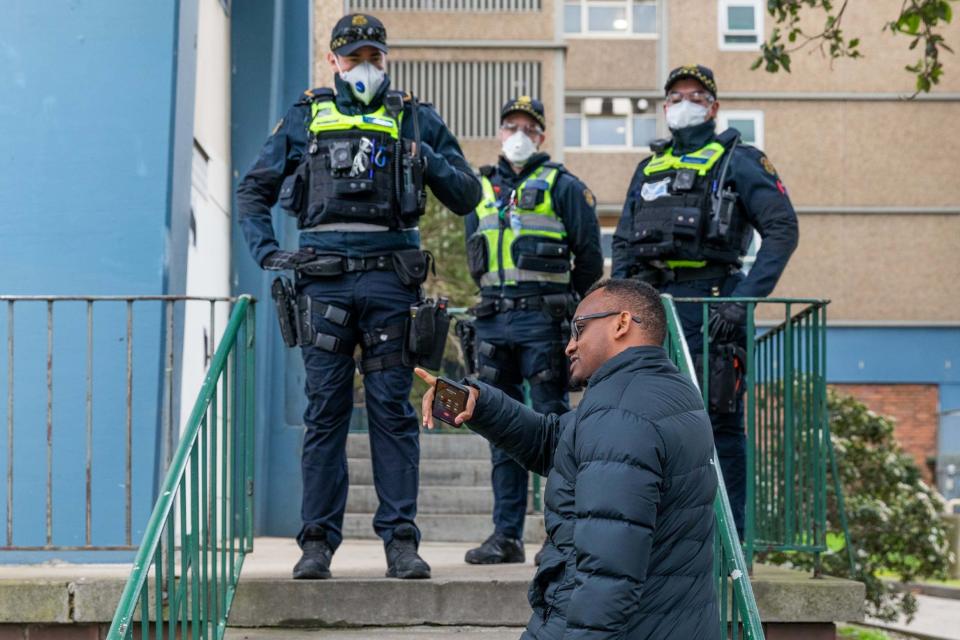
[
  {"left": 271, "top": 118, "right": 284, "bottom": 135},
  {"left": 582, "top": 188, "right": 596, "bottom": 208},
  {"left": 760, "top": 155, "right": 778, "bottom": 176}
]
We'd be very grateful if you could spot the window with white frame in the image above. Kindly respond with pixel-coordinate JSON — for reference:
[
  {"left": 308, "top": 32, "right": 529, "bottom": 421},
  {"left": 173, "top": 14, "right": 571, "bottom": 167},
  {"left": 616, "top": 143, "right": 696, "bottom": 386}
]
[
  {"left": 564, "top": 0, "right": 657, "bottom": 36},
  {"left": 564, "top": 97, "right": 658, "bottom": 150},
  {"left": 718, "top": 110, "right": 764, "bottom": 149},
  {"left": 718, "top": 0, "right": 762, "bottom": 50}
]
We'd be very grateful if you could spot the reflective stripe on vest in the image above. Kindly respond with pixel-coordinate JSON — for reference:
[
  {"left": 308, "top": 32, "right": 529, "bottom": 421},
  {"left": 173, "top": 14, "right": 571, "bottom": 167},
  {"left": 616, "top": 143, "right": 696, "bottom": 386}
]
[
  {"left": 309, "top": 101, "right": 401, "bottom": 139},
  {"left": 643, "top": 141, "right": 726, "bottom": 177},
  {"left": 473, "top": 165, "right": 568, "bottom": 288}
]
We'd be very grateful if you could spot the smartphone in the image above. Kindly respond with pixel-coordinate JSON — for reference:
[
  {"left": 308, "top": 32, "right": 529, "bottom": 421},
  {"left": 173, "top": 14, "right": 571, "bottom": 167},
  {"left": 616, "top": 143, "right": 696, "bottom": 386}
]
[{"left": 432, "top": 377, "right": 470, "bottom": 427}]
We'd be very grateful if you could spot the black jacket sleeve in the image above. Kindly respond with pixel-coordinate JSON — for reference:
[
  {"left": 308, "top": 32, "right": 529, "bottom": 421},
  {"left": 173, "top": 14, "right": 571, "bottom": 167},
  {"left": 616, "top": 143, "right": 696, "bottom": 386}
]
[
  {"left": 235, "top": 103, "right": 308, "bottom": 267},
  {"left": 406, "top": 102, "right": 482, "bottom": 216},
  {"left": 729, "top": 146, "right": 799, "bottom": 298},
  {"left": 553, "top": 173, "right": 603, "bottom": 297},
  {"left": 611, "top": 160, "right": 650, "bottom": 279},
  {"left": 464, "top": 380, "right": 563, "bottom": 476}
]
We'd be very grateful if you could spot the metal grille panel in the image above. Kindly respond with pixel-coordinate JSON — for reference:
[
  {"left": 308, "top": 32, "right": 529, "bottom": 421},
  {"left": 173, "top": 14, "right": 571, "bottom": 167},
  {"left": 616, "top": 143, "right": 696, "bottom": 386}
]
[
  {"left": 349, "top": 0, "right": 541, "bottom": 10},
  {"left": 389, "top": 60, "right": 541, "bottom": 138}
]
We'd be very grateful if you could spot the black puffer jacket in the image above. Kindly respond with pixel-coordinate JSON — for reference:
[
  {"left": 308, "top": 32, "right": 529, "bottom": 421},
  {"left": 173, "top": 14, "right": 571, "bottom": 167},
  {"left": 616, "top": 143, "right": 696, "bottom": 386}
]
[{"left": 467, "top": 346, "right": 719, "bottom": 639}]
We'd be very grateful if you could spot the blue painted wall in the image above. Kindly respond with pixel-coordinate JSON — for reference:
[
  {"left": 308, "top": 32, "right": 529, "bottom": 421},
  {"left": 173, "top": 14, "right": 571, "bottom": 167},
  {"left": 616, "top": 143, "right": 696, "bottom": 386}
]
[
  {"left": 230, "top": 0, "right": 311, "bottom": 536},
  {"left": 0, "top": 1, "right": 197, "bottom": 561}
]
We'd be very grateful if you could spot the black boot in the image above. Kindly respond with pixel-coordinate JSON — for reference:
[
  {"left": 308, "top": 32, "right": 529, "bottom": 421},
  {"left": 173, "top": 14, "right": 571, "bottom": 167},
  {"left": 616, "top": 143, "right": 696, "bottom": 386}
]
[
  {"left": 293, "top": 525, "right": 333, "bottom": 580},
  {"left": 385, "top": 524, "right": 431, "bottom": 579},
  {"left": 465, "top": 532, "right": 525, "bottom": 565}
]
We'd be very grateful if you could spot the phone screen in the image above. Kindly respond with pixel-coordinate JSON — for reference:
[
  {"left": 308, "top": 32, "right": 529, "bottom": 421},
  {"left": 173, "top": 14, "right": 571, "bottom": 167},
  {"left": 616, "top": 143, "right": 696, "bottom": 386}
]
[{"left": 432, "top": 379, "right": 469, "bottom": 426}]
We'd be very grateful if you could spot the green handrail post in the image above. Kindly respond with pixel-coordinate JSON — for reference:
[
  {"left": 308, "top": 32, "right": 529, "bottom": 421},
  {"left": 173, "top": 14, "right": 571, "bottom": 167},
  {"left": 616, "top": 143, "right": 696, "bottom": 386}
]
[
  {"left": 783, "top": 302, "right": 794, "bottom": 547},
  {"left": 108, "top": 295, "right": 255, "bottom": 640}
]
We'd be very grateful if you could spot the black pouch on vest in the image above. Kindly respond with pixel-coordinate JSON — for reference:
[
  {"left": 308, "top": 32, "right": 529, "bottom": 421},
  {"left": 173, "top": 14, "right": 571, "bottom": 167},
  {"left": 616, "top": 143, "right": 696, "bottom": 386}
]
[
  {"left": 392, "top": 249, "right": 430, "bottom": 287},
  {"left": 535, "top": 242, "right": 569, "bottom": 259},
  {"left": 516, "top": 254, "right": 569, "bottom": 273},
  {"left": 695, "top": 342, "right": 747, "bottom": 415},
  {"left": 403, "top": 297, "right": 450, "bottom": 370},
  {"left": 518, "top": 179, "right": 549, "bottom": 210},
  {"left": 333, "top": 178, "right": 374, "bottom": 196},
  {"left": 278, "top": 165, "right": 307, "bottom": 215},
  {"left": 466, "top": 234, "right": 489, "bottom": 282},
  {"left": 672, "top": 207, "right": 702, "bottom": 239}
]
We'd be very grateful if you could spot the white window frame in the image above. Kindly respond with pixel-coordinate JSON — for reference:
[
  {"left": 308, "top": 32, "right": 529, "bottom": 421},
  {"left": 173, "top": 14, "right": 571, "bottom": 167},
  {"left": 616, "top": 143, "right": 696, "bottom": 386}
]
[
  {"left": 601, "top": 226, "right": 617, "bottom": 270},
  {"left": 564, "top": 0, "right": 659, "bottom": 39},
  {"left": 718, "top": 0, "right": 763, "bottom": 51},
  {"left": 718, "top": 110, "right": 764, "bottom": 150},
  {"left": 564, "top": 112, "right": 658, "bottom": 152}
]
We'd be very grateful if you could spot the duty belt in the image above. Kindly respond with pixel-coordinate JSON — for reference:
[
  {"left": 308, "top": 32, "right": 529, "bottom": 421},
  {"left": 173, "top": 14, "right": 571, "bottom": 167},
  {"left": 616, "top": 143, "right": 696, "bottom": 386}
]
[
  {"left": 639, "top": 263, "right": 736, "bottom": 287},
  {"left": 472, "top": 295, "right": 545, "bottom": 317},
  {"left": 296, "top": 254, "right": 393, "bottom": 277}
]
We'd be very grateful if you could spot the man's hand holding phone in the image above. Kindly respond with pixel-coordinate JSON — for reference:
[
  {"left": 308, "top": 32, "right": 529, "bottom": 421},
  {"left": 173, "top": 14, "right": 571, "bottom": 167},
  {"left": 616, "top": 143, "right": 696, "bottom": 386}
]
[{"left": 414, "top": 368, "right": 478, "bottom": 429}]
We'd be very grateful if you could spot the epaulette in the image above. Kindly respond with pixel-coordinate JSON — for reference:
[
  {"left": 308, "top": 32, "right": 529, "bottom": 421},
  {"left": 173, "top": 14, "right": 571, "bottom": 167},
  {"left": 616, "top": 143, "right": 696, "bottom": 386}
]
[
  {"left": 649, "top": 138, "right": 672, "bottom": 154},
  {"left": 478, "top": 165, "right": 496, "bottom": 178},
  {"left": 717, "top": 127, "right": 741, "bottom": 148},
  {"left": 399, "top": 91, "right": 434, "bottom": 108},
  {"left": 297, "top": 87, "right": 334, "bottom": 104},
  {"left": 542, "top": 161, "right": 568, "bottom": 174}
]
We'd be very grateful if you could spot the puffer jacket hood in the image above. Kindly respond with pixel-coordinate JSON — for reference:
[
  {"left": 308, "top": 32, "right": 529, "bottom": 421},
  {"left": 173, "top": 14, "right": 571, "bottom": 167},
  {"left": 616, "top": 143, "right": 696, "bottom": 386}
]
[{"left": 467, "top": 345, "right": 719, "bottom": 639}]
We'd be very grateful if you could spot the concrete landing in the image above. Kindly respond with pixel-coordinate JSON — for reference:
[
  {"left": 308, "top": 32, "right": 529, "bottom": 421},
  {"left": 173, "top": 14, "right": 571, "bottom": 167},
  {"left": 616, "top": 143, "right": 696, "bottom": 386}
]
[
  {"left": 226, "top": 628, "right": 524, "bottom": 640},
  {"left": 0, "top": 538, "right": 865, "bottom": 635}
]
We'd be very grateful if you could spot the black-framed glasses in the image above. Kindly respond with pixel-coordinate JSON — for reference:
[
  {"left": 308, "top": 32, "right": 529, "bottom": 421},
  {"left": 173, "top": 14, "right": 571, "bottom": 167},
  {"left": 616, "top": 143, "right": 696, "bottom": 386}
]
[{"left": 571, "top": 311, "right": 643, "bottom": 341}]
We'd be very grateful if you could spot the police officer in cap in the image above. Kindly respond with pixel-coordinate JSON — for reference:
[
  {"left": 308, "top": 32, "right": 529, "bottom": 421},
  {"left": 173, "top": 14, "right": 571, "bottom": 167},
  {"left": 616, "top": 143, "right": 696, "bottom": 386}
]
[
  {"left": 612, "top": 65, "right": 798, "bottom": 537},
  {"left": 463, "top": 97, "right": 603, "bottom": 564},
  {"left": 237, "top": 14, "right": 481, "bottom": 580}
]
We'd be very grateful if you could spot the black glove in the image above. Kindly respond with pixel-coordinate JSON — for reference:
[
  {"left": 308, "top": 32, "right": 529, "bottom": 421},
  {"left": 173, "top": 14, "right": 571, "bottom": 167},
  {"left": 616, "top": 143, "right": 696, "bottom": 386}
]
[
  {"left": 708, "top": 301, "right": 747, "bottom": 343},
  {"left": 261, "top": 249, "right": 315, "bottom": 271}
]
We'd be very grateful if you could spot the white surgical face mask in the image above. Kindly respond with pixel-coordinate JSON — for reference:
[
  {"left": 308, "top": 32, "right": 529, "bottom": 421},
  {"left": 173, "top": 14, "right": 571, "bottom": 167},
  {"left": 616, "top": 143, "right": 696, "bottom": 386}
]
[
  {"left": 501, "top": 131, "right": 537, "bottom": 165},
  {"left": 665, "top": 100, "right": 710, "bottom": 131},
  {"left": 337, "top": 59, "right": 385, "bottom": 105}
]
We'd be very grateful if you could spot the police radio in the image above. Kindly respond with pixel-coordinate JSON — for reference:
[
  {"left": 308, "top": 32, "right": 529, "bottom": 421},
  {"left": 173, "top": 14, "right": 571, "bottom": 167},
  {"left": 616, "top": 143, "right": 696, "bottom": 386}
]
[{"left": 707, "top": 132, "right": 740, "bottom": 242}]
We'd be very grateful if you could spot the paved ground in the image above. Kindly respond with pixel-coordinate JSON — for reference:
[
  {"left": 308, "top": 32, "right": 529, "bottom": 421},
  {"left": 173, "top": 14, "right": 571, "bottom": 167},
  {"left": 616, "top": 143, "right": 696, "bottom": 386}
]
[
  {"left": 226, "top": 627, "right": 524, "bottom": 639},
  {"left": 868, "top": 594, "right": 960, "bottom": 640}
]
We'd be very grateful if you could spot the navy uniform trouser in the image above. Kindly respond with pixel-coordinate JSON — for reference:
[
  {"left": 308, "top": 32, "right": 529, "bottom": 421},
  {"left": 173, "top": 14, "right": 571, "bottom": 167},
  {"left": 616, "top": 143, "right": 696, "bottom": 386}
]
[
  {"left": 474, "top": 308, "right": 569, "bottom": 540},
  {"left": 296, "top": 269, "right": 420, "bottom": 551},
  {"left": 662, "top": 272, "right": 747, "bottom": 539}
]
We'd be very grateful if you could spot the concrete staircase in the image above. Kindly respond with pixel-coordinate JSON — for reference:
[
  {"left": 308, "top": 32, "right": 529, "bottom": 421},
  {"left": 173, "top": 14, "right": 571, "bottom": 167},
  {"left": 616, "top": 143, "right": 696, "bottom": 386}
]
[{"left": 343, "top": 432, "right": 545, "bottom": 544}]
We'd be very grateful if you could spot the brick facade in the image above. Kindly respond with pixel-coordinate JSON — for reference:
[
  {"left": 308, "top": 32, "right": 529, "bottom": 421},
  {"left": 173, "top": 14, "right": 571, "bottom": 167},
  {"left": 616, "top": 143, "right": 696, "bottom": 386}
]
[{"left": 831, "top": 384, "right": 939, "bottom": 484}]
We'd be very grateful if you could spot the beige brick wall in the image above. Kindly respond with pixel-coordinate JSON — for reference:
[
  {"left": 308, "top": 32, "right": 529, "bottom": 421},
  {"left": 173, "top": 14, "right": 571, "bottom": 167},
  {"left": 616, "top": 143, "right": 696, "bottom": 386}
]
[
  {"left": 667, "top": 0, "right": 960, "bottom": 95},
  {"left": 565, "top": 39, "right": 659, "bottom": 91}
]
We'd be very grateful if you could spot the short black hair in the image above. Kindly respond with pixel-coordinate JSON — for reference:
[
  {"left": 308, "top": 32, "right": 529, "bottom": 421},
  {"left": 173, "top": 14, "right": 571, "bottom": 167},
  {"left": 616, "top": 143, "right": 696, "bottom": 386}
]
[{"left": 585, "top": 278, "right": 667, "bottom": 344}]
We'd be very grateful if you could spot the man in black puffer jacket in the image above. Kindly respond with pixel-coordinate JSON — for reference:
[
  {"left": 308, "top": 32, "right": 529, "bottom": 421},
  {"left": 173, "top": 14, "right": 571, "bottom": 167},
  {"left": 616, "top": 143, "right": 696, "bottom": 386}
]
[{"left": 418, "top": 279, "right": 719, "bottom": 639}]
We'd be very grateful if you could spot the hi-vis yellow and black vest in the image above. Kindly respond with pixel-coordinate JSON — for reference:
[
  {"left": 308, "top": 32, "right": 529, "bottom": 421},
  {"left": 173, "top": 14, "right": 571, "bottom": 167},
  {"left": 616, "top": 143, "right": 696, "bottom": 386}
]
[
  {"left": 466, "top": 164, "right": 571, "bottom": 288},
  {"left": 619, "top": 136, "right": 750, "bottom": 267},
  {"left": 278, "top": 88, "right": 424, "bottom": 230}
]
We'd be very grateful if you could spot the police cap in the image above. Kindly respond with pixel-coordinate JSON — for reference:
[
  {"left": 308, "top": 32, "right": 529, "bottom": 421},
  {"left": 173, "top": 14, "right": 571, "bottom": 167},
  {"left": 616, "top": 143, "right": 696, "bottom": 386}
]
[
  {"left": 500, "top": 96, "right": 546, "bottom": 131},
  {"left": 664, "top": 64, "right": 718, "bottom": 99},
  {"left": 330, "top": 14, "right": 389, "bottom": 55}
]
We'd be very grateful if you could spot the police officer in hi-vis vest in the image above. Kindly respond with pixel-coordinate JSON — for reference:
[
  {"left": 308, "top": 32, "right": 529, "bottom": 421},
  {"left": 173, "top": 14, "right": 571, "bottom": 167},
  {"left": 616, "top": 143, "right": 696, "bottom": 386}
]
[
  {"left": 612, "top": 65, "right": 799, "bottom": 537},
  {"left": 462, "top": 97, "right": 603, "bottom": 564},
  {"left": 237, "top": 14, "right": 481, "bottom": 580}
]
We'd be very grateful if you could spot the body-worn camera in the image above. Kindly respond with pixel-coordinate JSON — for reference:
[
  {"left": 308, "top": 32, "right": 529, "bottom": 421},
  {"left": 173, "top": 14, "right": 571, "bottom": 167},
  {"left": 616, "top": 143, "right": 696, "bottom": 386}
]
[{"left": 329, "top": 141, "right": 354, "bottom": 173}]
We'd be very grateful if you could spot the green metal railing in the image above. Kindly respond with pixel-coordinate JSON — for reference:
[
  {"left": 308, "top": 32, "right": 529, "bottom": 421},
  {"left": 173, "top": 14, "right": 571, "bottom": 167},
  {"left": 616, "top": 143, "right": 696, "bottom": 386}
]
[
  {"left": 662, "top": 295, "right": 764, "bottom": 640},
  {"left": 671, "top": 296, "right": 842, "bottom": 576},
  {"left": 108, "top": 295, "right": 256, "bottom": 639}
]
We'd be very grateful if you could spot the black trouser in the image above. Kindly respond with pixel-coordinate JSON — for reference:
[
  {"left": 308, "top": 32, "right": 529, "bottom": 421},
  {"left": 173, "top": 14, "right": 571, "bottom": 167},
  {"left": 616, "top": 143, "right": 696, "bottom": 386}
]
[{"left": 661, "top": 272, "right": 747, "bottom": 539}]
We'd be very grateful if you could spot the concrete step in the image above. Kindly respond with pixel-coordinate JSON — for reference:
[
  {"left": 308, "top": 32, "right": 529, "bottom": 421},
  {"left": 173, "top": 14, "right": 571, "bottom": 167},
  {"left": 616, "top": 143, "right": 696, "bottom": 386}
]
[
  {"left": 348, "top": 433, "right": 491, "bottom": 460},
  {"left": 226, "top": 626, "right": 525, "bottom": 639},
  {"left": 343, "top": 514, "right": 546, "bottom": 544},
  {"left": 348, "top": 458, "right": 492, "bottom": 486},
  {"left": 348, "top": 486, "right": 536, "bottom": 515}
]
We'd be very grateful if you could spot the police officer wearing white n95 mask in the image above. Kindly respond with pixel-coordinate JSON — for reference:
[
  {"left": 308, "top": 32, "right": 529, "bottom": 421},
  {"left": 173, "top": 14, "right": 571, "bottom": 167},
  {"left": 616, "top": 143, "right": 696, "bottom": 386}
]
[
  {"left": 461, "top": 97, "right": 603, "bottom": 566},
  {"left": 237, "top": 13, "right": 481, "bottom": 581},
  {"left": 612, "top": 65, "right": 799, "bottom": 538}
]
